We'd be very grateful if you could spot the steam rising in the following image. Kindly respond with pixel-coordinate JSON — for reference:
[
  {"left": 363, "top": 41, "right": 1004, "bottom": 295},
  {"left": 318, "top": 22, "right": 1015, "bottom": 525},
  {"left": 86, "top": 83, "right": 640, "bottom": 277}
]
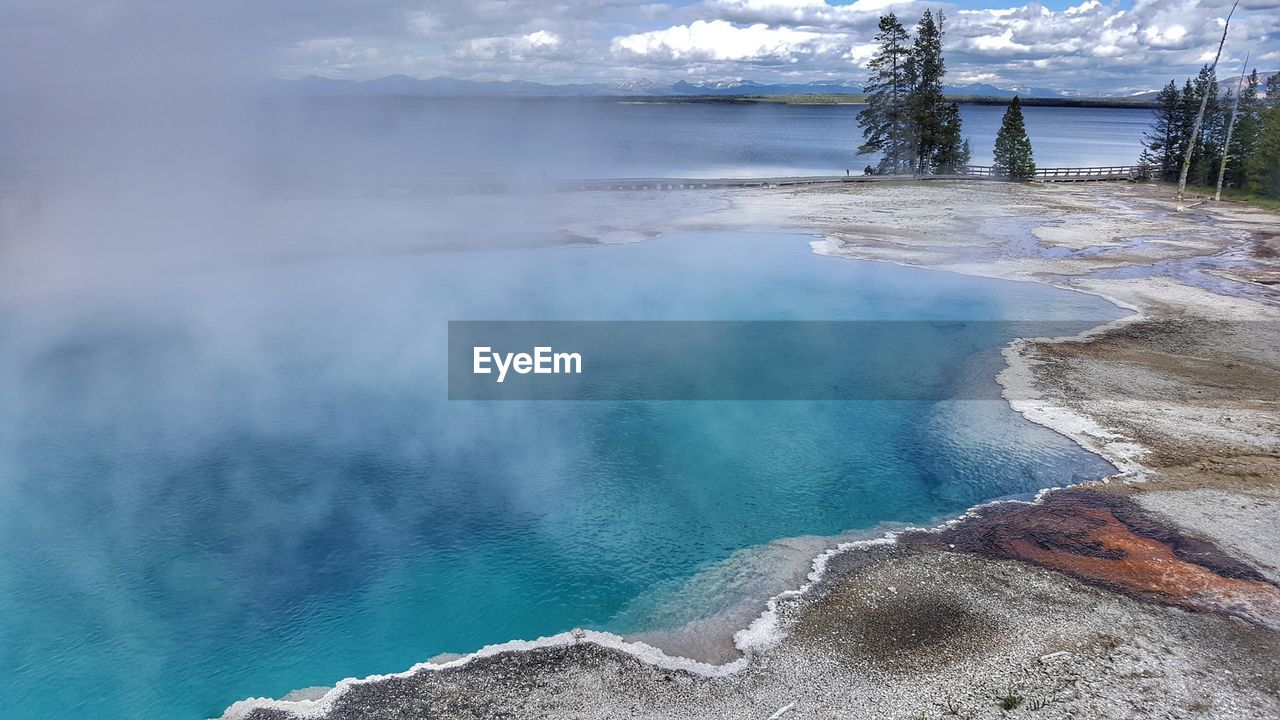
[{"left": 0, "top": 8, "right": 1127, "bottom": 719}]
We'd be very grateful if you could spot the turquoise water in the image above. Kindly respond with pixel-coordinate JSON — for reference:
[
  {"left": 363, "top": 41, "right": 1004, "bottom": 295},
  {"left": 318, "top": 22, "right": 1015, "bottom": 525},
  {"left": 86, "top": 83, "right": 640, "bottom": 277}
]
[{"left": 0, "top": 233, "right": 1124, "bottom": 719}]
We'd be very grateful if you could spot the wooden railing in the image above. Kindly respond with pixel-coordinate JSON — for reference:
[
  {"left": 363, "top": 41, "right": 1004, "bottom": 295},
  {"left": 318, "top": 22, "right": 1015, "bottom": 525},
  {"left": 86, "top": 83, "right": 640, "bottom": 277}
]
[
  {"left": 957, "top": 164, "right": 1153, "bottom": 182},
  {"left": 325, "top": 166, "right": 1157, "bottom": 196},
  {"left": 553, "top": 165, "right": 1156, "bottom": 192}
]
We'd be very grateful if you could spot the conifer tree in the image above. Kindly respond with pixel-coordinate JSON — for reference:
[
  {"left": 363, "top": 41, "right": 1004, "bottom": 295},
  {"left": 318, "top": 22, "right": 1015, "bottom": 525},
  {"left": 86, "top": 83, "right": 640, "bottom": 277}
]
[
  {"left": 1140, "top": 80, "right": 1185, "bottom": 181},
  {"left": 1247, "top": 77, "right": 1280, "bottom": 198},
  {"left": 993, "top": 96, "right": 1035, "bottom": 180},
  {"left": 1223, "top": 69, "right": 1260, "bottom": 191},
  {"left": 857, "top": 14, "right": 913, "bottom": 174},
  {"left": 932, "top": 101, "right": 970, "bottom": 172},
  {"left": 908, "top": 10, "right": 944, "bottom": 173},
  {"left": 1176, "top": 0, "right": 1236, "bottom": 202},
  {"left": 1143, "top": 68, "right": 1279, "bottom": 197},
  {"left": 1191, "top": 65, "right": 1225, "bottom": 186},
  {"left": 1247, "top": 105, "right": 1280, "bottom": 198},
  {"left": 1177, "top": 66, "right": 1226, "bottom": 187},
  {"left": 904, "top": 10, "right": 967, "bottom": 174}
]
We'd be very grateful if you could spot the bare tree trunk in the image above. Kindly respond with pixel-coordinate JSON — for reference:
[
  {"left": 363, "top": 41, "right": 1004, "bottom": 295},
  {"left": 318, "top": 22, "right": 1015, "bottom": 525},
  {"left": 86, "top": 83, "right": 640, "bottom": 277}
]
[
  {"left": 1177, "top": 0, "right": 1238, "bottom": 208},
  {"left": 1216, "top": 51, "right": 1250, "bottom": 201}
]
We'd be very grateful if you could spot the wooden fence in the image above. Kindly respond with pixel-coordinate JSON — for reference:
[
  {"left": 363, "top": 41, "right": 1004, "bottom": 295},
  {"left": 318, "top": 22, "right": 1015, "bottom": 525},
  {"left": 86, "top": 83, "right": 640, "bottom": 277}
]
[{"left": 957, "top": 165, "right": 1153, "bottom": 182}]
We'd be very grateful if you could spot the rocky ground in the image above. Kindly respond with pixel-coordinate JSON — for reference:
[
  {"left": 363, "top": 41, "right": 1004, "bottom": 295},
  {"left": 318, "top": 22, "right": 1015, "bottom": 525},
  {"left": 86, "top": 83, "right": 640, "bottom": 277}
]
[{"left": 225, "top": 180, "right": 1280, "bottom": 720}]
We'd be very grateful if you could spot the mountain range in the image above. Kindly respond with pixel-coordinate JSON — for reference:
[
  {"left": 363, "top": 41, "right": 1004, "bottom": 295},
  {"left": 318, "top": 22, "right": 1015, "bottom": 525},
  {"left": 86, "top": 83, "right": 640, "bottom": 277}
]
[
  {"left": 281, "top": 75, "right": 1080, "bottom": 99},
  {"left": 1125, "top": 72, "right": 1280, "bottom": 102}
]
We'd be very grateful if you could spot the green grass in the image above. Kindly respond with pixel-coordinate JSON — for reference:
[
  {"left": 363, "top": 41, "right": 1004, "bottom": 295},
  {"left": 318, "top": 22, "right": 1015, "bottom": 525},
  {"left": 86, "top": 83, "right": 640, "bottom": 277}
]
[
  {"left": 1165, "top": 181, "right": 1280, "bottom": 211},
  {"left": 999, "top": 694, "right": 1025, "bottom": 711}
]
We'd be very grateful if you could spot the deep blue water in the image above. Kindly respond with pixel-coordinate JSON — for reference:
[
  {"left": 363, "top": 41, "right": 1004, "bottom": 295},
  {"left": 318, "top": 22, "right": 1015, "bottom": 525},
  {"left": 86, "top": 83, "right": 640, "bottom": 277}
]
[
  {"left": 0, "top": 233, "right": 1125, "bottom": 719},
  {"left": 251, "top": 98, "right": 1153, "bottom": 182},
  {"left": 0, "top": 98, "right": 1154, "bottom": 188}
]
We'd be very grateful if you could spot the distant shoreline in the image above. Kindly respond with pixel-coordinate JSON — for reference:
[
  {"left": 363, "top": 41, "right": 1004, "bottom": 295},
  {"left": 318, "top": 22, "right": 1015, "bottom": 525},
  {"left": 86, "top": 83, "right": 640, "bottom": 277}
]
[
  {"left": 677, "top": 94, "right": 1161, "bottom": 109},
  {"left": 274, "top": 92, "right": 1160, "bottom": 109}
]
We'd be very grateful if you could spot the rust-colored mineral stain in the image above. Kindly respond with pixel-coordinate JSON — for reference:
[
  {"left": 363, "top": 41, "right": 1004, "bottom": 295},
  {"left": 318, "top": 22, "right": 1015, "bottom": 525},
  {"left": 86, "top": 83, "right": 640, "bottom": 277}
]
[{"left": 913, "top": 490, "right": 1280, "bottom": 627}]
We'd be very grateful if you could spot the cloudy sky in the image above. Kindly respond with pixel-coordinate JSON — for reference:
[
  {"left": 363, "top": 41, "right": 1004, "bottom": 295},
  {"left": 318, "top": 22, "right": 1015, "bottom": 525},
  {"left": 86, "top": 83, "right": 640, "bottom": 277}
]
[{"left": 5, "top": 1, "right": 1280, "bottom": 95}]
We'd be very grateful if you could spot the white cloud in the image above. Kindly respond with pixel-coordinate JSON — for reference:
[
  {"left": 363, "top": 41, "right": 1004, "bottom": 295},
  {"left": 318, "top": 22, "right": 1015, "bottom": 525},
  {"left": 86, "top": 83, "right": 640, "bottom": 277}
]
[
  {"left": 611, "top": 20, "right": 822, "bottom": 61},
  {"left": 289, "top": 37, "right": 386, "bottom": 73},
  {"left": 259, "top": 0, "right": 1280, "bottom": 93},
  {"left": 1065, "top": 0, "right": 1102, "bottom": 15},
  {"left": 407, "top": 11, "right": 440, "bottom": 37},
  {"left": 466, "top": 30, "right": 563, "bottom": 60},
  {"left": 715, "top": 0, "right": 830, "bottom": 12},
  {"left": 971, "top": 30, "right": 1031, "bottom": 53},
  {"left": 845, "top": 42, "right": 878, "bottom": 65},
  {"left": 1143, "top": 24, "right": 1188, "bottom": 47},
  {"left": 846, "top": 0, "right": 913, "bottom": 11}
]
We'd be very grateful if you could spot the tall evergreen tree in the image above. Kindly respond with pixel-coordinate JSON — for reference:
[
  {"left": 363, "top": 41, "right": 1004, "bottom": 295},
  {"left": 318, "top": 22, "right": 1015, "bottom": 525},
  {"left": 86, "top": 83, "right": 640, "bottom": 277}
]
[
  {"left": 1175, "top": 0, "right": 1236, "bottom": 202},
  {"left": 1141, "top": 80, "right": 1186, "bottom": 181},
  {"left": 1224, "top": 69, "right": 1261, "bottom": 189},
  {"left": 1212, "top": 85, "right": 1233, "bottom": 189},
  {"left": 993, "top": 96, "right": 1035, "bottom": 179},
  {"left": 1246, "top": 102, "right": 1280, "bottom": 198},
  {"left": 1178, "top": 77, "right": 1197, "bottom": 176},
  {"left": 1142, "top": 67, "right": 1277, "bottom": 195},
  {"left": 1247, "top": 74, "right": 1280, "bottom": 198},
  {"left": 932, "top": 101, "right": 970, "bottom": 172},
  {"left": 1204, "top": 69, "right": 1229, "bottom": 186},
  {"left": 1182, "top": 64, "right": 1224, "bottom": 187},
  {"left": 857, "top": 14, "right": 913, "bottom": 174},
  {"left": 908, "top": 10, "right": 944, "bottom": 173},
  {"left": 905, "top": 10, "right": 967, "bottom": 174}
]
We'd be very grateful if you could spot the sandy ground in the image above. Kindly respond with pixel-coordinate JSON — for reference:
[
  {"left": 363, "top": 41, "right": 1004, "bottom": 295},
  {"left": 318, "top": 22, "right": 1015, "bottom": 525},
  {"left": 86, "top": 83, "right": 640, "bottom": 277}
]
[{"left": 224, "top": 180, "right": 1280, "bottom": 720}]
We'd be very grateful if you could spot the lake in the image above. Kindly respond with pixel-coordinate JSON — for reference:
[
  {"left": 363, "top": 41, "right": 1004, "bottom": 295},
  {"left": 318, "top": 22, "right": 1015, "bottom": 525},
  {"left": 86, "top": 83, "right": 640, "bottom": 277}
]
[
  {"left": 0, "top": 231, "right": 1126, "bottom": 719},
  {"left": 251, "top": 98, "right": 1154, "bottom": 183}
]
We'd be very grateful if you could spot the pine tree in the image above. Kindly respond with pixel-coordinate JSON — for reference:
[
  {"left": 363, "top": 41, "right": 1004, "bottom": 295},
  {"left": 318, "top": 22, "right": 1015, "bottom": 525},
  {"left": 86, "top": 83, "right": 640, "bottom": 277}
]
[
  {"left": 1224, "top": 70, "right": 1260, "bottom": 189},
  {"left": 1211, "top": 85, "right": 1232, "bottom": 188},
  {"left": 857, "top": 14, "right": 913, "bottom": 174},
  {"left": 1141, "top": 80, "right": 1186, "bottom": 181},
  {"left": 993, "top": 96, "right": 1035, "bottom": 179},
  {"left": 1246, "top": 103, "right": 1280, "bottom": 198},
  {"left": 1183, "top": 64, "right": 1223, "bottom": 187},
  {"left": 1180, "top": 77, "right": 1198, "bottom": 125},
  {"left": 931, "top": 101, "right": 970, "bottom": 172},
  {"left": 1244, "top": 72, "right": 1280, "bottom": 198},
  {"left": 908, "top": 10, "right": 944, "bottom": 173},
  {"left": 1177, "top": 78, "right": 1197, "bottom": 177},
  {"left": 1175, "top": 1, "right": 1237, "bottom": 202},
  {"left": 902, "top": 10, "right": 967, "bottom": 174}
]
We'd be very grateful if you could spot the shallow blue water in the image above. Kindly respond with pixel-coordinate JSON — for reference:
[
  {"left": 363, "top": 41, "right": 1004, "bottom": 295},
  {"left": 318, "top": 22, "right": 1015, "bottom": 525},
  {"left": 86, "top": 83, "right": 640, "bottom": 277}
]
[{"left": 0, "top": 233, "right": 1124, "bottom": 719}]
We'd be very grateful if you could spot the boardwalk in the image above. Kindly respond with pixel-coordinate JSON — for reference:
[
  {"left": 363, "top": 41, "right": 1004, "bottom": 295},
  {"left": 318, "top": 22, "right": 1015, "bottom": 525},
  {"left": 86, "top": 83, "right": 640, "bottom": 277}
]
[
  {"left": 956, "top": 164, "right": 1151, "bottom": 182},
  {"left": 553, "top": 165, "right": 1152, "bottom": 192},
  {"left": 0, "top": 166, "right": 1152, "bottom": 201}
]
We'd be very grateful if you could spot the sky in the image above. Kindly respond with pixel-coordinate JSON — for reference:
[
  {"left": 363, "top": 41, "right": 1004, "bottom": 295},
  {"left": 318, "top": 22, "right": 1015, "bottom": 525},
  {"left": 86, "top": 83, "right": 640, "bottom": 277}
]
[{"left": 2, "top": 1, "right": 1279, "bottom": 97}]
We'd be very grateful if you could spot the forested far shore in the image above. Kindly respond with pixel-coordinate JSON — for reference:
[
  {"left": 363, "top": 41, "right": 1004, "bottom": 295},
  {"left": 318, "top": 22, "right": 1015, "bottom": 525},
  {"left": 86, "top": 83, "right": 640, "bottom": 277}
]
[{"left": 609, "top": 94, "right": 1161, "bottom": 109}]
